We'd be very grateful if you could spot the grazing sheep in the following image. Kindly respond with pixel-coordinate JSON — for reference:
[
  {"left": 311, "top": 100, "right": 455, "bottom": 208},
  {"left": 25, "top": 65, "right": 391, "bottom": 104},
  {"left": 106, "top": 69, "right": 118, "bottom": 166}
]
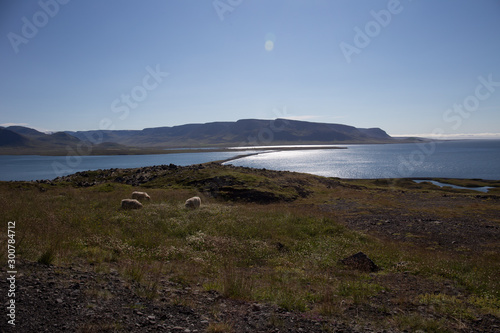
[
  {"left": 131, "top": 191, "right": 151, "bottom": 201},
  {"left": 121, "top": 199, "right": 143, "bottom": 210},
  {"left": 185, "top": 196, "right": 201, "bottom": 209}
]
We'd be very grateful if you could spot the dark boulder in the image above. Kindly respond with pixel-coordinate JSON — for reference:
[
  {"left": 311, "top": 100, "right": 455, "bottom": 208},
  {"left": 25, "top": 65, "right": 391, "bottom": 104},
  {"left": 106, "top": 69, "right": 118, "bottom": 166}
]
[{"left": 339, "top": 252, "right": 379, "bottom": 272}]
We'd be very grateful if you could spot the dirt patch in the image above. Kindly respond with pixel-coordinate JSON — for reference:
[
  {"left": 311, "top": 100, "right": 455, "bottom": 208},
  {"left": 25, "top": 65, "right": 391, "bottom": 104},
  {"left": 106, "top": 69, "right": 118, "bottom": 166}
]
[{"left": 322, "top": 190, "right": 500, "bottom": 253}]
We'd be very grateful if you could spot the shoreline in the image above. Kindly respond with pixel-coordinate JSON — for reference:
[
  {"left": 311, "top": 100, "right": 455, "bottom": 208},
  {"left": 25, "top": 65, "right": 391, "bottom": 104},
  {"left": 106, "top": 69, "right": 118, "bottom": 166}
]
[
  {"left": 0, "top": 145, "right": 346, "bottom": 159},
  {"left": 0, "top": 142, "right": 376, "bottom": 156},
  {"left": 0, "top": 145, "right": 348, "bottom": 157}
]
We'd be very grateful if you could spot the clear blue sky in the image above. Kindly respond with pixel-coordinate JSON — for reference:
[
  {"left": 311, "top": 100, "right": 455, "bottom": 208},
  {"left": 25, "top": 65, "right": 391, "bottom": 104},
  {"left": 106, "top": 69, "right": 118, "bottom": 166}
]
[{"left": 1, "top": 0, "right": 499, "bottom": 138}]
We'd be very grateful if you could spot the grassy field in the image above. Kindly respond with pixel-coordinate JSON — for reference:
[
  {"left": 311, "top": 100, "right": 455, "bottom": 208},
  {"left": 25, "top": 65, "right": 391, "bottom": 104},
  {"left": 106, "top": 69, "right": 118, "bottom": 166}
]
[{"left": 1, "top": 164, "right": 499, "bottom": 331}]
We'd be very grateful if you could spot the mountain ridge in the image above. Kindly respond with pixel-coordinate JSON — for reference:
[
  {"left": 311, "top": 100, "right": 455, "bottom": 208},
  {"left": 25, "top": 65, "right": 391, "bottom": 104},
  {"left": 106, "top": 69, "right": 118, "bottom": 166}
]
[
  {"left": 0, "top": 119, "right": 418, "bottom": 155},
  {"left": 66, "top": 118, "right": 397, "bottom": 148},
  {"left": 1, "top": 127, "right": 81, "bottom": 148}
]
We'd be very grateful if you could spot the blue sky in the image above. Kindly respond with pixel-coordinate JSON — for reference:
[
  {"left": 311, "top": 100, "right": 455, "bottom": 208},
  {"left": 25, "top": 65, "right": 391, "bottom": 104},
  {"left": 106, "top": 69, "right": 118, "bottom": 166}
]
[{"left": 1, "top": 0, "right": 499, "bottom": 138}]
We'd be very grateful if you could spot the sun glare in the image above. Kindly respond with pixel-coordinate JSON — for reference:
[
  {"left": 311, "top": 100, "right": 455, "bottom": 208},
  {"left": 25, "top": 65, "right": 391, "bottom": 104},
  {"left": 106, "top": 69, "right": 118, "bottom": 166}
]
[
  {"left": 265, "top": 32, "right": 276, "bottom": 51},
  {"left": 265, "top": 40, "right": 274, "bottom": 51}
]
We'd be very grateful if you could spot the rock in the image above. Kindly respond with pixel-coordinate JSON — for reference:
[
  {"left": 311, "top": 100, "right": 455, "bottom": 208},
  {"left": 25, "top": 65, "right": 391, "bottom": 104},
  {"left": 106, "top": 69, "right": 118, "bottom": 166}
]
[{"left": 339, "top": 252, "right": 379, "bottom": 272}]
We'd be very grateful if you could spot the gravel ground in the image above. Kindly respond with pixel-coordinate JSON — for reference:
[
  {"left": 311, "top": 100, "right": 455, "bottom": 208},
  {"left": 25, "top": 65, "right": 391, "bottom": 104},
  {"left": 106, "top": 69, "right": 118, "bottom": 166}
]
[{"left": 1, "top": 260, "right": 394, "bottom": 333}]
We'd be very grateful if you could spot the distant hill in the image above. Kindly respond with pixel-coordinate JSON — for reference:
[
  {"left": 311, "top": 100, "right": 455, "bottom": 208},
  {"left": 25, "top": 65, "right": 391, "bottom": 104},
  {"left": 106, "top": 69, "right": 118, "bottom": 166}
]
[
  {"left": 5, "top": 126, "right": 81, "bottom": 147},
  {"left": 0, "top": 119, "right": 417, "bottom": 155},
  {"left": 0, "top": 128, "right": 30, "bottom": 147},
  {"left": 0, "top": 126, "right": 185, "bottom": 155},
  {"left": 66, "top": 118, "right": 398, "bottom": 148},
  {"left": 0, "top": 126, "right": 84, "bottom": 154},
  {"left": 5, "top": 126, "right": 48, "bottom": 138}
]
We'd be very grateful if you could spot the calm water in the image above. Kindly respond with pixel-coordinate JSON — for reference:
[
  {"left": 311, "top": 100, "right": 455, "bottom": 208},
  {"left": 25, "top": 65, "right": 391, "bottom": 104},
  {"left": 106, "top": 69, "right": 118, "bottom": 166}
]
[
  {"left": 0, "top": 151, "right": 244, "bottom": 181},
  {"left": 413, "top": 180, "right": 493, "bottom": 193},
  {"left": 226, "top": 140, "right": 500, "bottom": 180},
  {"left": 1, "top": 140, "right": 499, "bottom": 181}
]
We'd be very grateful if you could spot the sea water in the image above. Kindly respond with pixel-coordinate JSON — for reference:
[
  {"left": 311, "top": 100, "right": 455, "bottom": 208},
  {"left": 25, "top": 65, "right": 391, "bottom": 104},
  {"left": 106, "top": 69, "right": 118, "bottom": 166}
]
[
  {"left": 1, "top": 140, "right": 499, "bottom": 181},
  {"left": 225, "top": 140, "right": 500, "bottom": 180},
  {"left": 0, "top": 151, "right": 243, "bottom": 181}
]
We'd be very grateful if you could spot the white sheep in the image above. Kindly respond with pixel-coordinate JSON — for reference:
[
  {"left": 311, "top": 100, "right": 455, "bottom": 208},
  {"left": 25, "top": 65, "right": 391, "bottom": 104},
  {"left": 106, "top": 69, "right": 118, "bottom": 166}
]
[
  {"left": 131, "top": 191, "right": 151, "bottom": 201},
  {"left": 185, "top": 196, "right": 201, "bottom": 209},
  {"left": 121, "top": 199, "right": 143, "bottom": 210}
]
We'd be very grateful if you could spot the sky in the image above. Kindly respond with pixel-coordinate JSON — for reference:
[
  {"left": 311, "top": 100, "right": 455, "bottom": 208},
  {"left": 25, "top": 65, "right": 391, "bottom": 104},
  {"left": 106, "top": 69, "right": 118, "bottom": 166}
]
[{"left": 1, "top": 0, "right": 499, "bottom": 138}]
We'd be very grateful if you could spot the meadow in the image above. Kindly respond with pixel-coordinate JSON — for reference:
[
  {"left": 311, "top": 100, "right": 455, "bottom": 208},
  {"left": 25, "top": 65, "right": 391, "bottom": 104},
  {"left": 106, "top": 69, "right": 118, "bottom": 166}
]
[{"left": 1, "top": 163, "right": 499, "bottom": 332}]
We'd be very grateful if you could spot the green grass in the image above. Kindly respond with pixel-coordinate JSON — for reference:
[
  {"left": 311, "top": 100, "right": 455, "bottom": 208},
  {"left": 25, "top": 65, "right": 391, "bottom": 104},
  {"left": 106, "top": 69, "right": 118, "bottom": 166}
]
[{"left": 1, "top": 165, "right": 499, "bottom": 331}]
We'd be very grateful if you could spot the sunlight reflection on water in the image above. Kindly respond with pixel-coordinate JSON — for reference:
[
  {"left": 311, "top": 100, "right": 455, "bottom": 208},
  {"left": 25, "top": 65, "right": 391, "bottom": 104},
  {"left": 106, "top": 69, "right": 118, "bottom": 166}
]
[{"left": 225, "top": 141, "right": 500, "bottom": 179}]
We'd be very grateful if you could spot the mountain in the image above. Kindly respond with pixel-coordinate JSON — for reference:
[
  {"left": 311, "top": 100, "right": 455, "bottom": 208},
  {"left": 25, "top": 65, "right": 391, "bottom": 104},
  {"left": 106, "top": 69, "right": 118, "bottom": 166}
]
[
  {"left": 0, "top": 126, "right": 84, "bottom": 154},
  {"left": 0, "top": 128, "right": 30, "bottom": 147},
  {"left": 66, "top": 118, "right": 395, "bottom": 148},
  {"left": 5, "top": 126, "right": 47, "bottom": 137},
  {"left": 1, "top": 119, "right": 411, "bottom": 155},
  {"left": 5, "top": 126, "right": 82, "bottom": 148}
]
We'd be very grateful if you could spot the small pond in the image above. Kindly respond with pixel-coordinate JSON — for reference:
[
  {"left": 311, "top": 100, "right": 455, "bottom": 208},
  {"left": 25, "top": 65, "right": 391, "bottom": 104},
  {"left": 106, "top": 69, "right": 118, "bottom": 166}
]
[{"left": 413, "top": 180, "right": 494, "bottom": 193}]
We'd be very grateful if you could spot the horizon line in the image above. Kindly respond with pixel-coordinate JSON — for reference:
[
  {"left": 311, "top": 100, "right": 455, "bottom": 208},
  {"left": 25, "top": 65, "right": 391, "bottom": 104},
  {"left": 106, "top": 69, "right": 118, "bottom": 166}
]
[{"left": 391, "top": 133, "right": 500, "bottom": 140}]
